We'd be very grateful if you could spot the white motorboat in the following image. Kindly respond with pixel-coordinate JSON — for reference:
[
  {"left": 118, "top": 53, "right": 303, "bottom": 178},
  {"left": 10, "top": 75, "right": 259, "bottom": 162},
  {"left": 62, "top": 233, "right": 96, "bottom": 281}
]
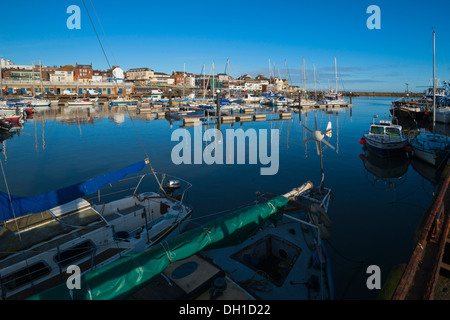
[{"left": 67, "top": 99, "right": 94, "bottom": 107}]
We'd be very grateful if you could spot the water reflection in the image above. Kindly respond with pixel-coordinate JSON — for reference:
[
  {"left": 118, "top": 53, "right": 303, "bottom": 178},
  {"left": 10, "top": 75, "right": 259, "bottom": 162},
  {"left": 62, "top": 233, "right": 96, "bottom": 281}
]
[{"left": 359, "top": 150, "right": 410, "bottom": 193}]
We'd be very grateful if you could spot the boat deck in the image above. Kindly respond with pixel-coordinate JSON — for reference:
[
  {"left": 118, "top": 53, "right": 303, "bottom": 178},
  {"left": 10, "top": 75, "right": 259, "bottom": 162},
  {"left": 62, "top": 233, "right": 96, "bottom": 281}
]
[
  {"left": 128, "top": 254, "right": 253, "bottom": 300},
  {"left": 0, "top": 205, "right": 105, "bottom": 266}
]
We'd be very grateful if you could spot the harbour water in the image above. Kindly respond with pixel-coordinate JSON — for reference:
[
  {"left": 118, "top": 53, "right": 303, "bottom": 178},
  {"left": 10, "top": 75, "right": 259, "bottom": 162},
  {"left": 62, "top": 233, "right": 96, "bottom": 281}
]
[{"left": 0, "top": 96, "right": 444, "bottom": 299}]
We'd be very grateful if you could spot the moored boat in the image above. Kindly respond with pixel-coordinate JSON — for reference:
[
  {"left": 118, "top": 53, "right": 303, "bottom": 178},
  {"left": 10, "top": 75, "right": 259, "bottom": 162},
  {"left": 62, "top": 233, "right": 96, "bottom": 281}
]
[
  {"left": 0, "top": 161, "right": 193, "bottom": 300},
  {"left": 67, "top": 99, "right": 94, "bottom": 107},
  {"left": 360, "top": 116, "right": 408, "bottom": 157}
]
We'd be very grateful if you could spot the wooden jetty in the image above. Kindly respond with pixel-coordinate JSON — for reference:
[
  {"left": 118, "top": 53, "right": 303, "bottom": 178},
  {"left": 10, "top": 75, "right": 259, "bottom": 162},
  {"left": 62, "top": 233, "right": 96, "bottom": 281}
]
[
  {"left": 182, "top": 111, "right": 292, "bottom": 127},
  {"left": 386, "top": 163, "right": 450, "bottom": 300},
  {"left": 294, "top": 103, "right": 353, "bottom": 110}
]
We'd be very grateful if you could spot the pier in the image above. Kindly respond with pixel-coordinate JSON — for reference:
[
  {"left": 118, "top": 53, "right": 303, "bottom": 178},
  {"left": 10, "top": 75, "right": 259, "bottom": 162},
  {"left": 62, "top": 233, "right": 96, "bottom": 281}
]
[{"left": 384, "top": 163, "right": 450, "bottom": 300}]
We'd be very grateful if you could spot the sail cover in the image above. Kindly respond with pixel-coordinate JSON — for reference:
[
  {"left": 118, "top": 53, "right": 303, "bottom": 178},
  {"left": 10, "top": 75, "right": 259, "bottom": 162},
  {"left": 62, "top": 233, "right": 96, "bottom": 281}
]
[
  {"left": 28, "top": 194, "right": 289, "bottom": 300},
  {"left": 0, "top": 160, "right": 146, "bottom": 222}
]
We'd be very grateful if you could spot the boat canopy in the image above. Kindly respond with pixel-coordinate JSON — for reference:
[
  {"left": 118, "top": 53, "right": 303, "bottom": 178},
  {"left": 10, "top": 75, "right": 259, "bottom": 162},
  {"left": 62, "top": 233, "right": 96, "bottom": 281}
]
[
  {"left": 28, "top": 194, "right": 290, "bottom": 300},
  {"left": 0, "top": 160, "right": 146, "bottom": 222}
]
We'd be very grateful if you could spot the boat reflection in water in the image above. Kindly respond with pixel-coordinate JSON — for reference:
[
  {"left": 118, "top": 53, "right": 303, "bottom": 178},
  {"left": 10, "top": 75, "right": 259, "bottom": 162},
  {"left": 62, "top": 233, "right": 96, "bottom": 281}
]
[
  {"left": 359, "top": 150, "right": 410, "bottom": 191},
  {"left": 411, "top": 157, "right": 444, "bottom": 187}
]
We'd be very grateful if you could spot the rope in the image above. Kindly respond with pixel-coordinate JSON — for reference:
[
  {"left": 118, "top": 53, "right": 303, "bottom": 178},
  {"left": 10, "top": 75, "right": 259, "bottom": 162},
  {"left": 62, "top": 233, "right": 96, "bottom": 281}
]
[
  {"left": 80, "top": 0, "right": 166, "bottom": 195},
  {"left": 0, "top": 158, "right": 21, "bottom": 241},
  {"left": 203, "top": 228, "right": 212, "bottom": 245},
  {"left": 160, "top": 240, "right": 173, "bottom": 263}
]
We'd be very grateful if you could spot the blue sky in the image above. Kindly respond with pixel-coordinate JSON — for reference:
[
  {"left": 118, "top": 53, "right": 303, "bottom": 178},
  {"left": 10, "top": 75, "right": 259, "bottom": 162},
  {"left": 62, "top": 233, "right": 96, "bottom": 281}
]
[{"left": 1, "top": 0, "right": 449, "bottom": 92}]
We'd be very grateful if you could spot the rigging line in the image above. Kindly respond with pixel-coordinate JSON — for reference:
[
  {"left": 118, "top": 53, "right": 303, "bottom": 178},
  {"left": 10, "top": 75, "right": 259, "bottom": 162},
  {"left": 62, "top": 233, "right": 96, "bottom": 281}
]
[
  {"left": 0, "top": 158, "right": 21, "bottom": 241},
  {"left": 81, "top": 0, "right": 112, "bottom": 71},
  {"left": 81, "top": 0, "right": 165, "bottom": 193},
  {"left": 89, "top": 0, "right": 119, "bottom": 67}
]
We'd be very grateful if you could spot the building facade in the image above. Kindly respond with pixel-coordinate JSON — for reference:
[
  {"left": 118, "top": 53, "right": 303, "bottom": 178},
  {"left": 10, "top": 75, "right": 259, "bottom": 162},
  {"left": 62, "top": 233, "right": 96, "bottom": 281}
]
[
  {"left": 126, "top": 68, "right": 154, "bottom": 83},
  {"left": 74, "top": 63, "right": 93, "bottom": 82}
]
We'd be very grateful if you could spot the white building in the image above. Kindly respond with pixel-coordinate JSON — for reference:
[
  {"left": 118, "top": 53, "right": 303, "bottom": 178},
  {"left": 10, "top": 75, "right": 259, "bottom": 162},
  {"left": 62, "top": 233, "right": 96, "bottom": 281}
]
[
  {"left": 126, "top": 68, "right": 154, "bottom": 82},
  {"left": 112, "top": 67, "right": 124, "bottom": 83},
  {"left": 244, "top": 81, "right": 262, "bottom": 91},
  {"left": 50, "top": 70, "right": 74, "bottom": 82},
  {"left": 0, "top": 59, "right": 15, "bottom": 68},
  {"left": 151, "top": 72, "right": 174, "bottom": 85}
]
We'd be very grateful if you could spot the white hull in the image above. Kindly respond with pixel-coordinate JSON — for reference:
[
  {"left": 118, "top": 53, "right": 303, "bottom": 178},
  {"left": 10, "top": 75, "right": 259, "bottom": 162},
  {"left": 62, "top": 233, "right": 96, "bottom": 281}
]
[
  {"left": 0, "top": 189, "right": 192, "bottom": 299},
  {"left": 413, "top": 148, "right": 440, "bottom": 166},
  {"left": 435, "top": 108, "right": 450, "bottom": 124}
]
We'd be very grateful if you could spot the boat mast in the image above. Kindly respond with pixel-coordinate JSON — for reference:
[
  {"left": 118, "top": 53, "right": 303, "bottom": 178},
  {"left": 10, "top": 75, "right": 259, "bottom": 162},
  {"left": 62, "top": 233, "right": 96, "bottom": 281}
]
[
  {"left": 433, "top": 30, "right": 436, "bottom": 129},
  {"left": 285, "top": 59, "right": 288, "bottom": 91},
  {"left": 32, "top": 62, "right": 35, "bottom": 98},
  {"left": 335, "top": 57, "right": 338, "bottom": 94},
  {"left": 303, "top": 58, "right": 306, "bottom": 92},
  {"left": 313, "top": 64, "right": 316, "bottom": 100},
  {"left": 0, "top": 64, "right": 2, "bottom": 99}
]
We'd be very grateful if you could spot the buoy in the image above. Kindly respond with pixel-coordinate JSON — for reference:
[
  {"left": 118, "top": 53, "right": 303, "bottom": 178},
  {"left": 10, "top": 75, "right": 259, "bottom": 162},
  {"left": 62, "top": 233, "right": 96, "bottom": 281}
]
[
  {"left": 359, "top": 154, "right": 366, "bottom": 160},
  {"left": 359, "top": 138, "right": 366, "bottom": 145},
  {"left": 362, "top": 146, "right": 367, "bottom": 151}
]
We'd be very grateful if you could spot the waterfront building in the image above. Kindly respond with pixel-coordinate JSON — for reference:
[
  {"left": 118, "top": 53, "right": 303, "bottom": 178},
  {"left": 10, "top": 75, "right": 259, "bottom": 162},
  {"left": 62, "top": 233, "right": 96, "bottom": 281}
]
[
  {"left": 74, "top": 63, "right": 93, "bottom": 82},
  {"left": 126, "top": 67, "right": 154, "bottom": 84}
]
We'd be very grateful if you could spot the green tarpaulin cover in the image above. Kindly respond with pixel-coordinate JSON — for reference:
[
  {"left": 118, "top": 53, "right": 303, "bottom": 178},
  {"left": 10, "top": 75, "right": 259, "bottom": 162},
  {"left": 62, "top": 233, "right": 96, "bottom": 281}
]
[{"left": 28, "top": 195, "right": 289, "bottom": 300}]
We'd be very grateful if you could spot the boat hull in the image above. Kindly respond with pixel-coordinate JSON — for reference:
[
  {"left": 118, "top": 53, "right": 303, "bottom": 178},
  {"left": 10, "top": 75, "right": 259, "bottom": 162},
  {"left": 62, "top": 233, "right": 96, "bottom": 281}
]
[{"left": 364, "top": 135, "right": 408, "bottom": 157}]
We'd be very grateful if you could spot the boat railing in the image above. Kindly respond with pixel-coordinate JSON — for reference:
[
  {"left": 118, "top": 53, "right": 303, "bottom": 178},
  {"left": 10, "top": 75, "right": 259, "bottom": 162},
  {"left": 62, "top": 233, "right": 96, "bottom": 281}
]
[{"left": 85, "top": 171, "right": 192, "bottom": 214}]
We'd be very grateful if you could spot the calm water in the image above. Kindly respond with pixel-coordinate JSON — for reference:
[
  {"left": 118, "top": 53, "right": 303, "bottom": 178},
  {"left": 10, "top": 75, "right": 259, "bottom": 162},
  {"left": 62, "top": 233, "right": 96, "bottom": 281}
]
[{"left": 1, "top": 97, "right": 446, "bottom": 299}]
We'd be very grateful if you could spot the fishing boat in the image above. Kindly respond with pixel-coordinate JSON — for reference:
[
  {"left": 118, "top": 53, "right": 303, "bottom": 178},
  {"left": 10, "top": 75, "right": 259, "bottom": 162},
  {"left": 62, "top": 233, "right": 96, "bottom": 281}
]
[
  {"left": 360, "top": 116, "right": 408, "bottom": 157},
  {"left": 389, "top": 98, "right": 430, "bottom": 122},
  {"left": 409, "top": 32, "right": 450, "bottom": 167},
  {"left": 0, "top": 161, "right": 193, "bottom": 300}
]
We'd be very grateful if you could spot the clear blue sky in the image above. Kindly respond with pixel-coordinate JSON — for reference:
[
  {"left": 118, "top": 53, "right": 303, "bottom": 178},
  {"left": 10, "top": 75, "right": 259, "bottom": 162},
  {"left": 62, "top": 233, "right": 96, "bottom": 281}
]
[{"left": 1, "top": 0, "right": 449, "bottom": 92}]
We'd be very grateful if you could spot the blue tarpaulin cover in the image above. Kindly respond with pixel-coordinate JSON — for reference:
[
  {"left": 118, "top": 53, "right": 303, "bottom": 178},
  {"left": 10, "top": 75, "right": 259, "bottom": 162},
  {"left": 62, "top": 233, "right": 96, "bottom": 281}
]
[{"left": 0, "top": 160, "right": 146, "bottom": 222}]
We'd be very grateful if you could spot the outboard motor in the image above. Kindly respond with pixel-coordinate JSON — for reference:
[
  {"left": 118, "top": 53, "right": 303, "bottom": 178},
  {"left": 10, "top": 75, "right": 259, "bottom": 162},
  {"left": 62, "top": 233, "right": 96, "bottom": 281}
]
[{"left": 165, "top": 180, "right": 181, "bottom": 196}]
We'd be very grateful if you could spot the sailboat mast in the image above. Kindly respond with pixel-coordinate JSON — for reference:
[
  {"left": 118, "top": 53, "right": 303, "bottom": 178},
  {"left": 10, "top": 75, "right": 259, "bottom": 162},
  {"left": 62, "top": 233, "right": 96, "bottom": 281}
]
[
  {"left": 313, "top": 64, "right": 316, "bottom": 99},
  {"left": 335, "top": 57, "right": 338, "bottom": 94},
  {"left": 0, "top": 64, "right": 2, "bottom": 99},
  {"left": 303, "top": 58, "right": 306, "bottom": 91},
  {"left": 433, "top": 30, "right": 436, "bottom": 127},
  {"left": 32, "top": 62, "right": 35, "bottom": 98}
]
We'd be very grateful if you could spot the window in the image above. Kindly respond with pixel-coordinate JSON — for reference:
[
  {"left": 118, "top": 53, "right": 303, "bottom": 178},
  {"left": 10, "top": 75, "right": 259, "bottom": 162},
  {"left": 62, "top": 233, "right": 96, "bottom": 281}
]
[
  {"left": 54, "top": 240, "right": 96, "bottom": 268},
  {"left": 1, "top": 262, "right": 51, "bottom": 291},
  {"left": 386, "top": 127, "right": 400, "bottom": 136},
  {"left": 370, "top": 126, "right": 384, "bottom": 135}
]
